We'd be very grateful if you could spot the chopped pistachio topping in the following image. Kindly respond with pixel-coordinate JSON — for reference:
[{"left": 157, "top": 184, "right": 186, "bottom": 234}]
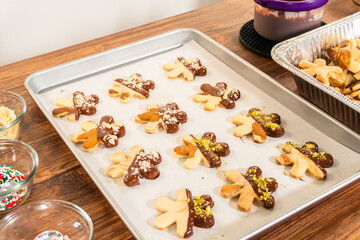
[
  {"left": 304, "top": 143, "right": 317, "bottom": 151},
  {"left": 192, "top": 196, "right": 213, "bottom": 217},
  {"left": 264, "top": 116, "right": 272, "bottom": 121},
  {"left": 286, "top": 142, "right": 326, "bottom": 160},
  {"left": 246, "top": 169, "right": 274, "bottom": 201},
  {"left": 250, "top": 110, "right": 262, "bottom": 117},
  {"left": 310, "top": 151, "right": 326, "bottom": 159},
  {"left": 193, "top": 138, "right": 222, "bottom": 152},
  {"left": 255, "top": 177, "right": 272, "bottom": 192},
  {"left": 259, "top": 191, "right": 271, "bottom": 201},
  {"left": 245, "top": 168, "right": 257, "bottom": 177},
  {"left": 264, "top": 122, "right": 280, "bottom": 130},
  {"left": 284, "top": 142, "right": 297, "bottom": 148}
]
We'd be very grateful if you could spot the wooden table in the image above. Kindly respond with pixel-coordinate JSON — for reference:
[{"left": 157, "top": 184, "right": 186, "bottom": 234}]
[{"left": 1, "top": 0, "right": 359, "bottom": 239}]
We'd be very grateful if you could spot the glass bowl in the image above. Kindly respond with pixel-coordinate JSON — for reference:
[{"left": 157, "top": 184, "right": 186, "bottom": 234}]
[
  {"left": 0, "top": 200, "right": 94, "bottom": 240},
  {"left": 0, "top": 139, "right": 38, "bottom": 214},
  {"left": 0, "top": 90, "right": 26, "bottom": 140},
  {"left": 0, "top": 90, "right": 26, "bottom": 139}
]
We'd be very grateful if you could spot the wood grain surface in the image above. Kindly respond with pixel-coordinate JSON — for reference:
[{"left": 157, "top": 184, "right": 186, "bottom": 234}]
[{"left": 1, "top": 0, "right": 359, "bottom": 239}]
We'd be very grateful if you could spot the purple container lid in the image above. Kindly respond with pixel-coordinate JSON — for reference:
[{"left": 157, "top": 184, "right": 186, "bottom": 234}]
[{"left": 254, "top": 0, "right": 328, "bottom": 12}]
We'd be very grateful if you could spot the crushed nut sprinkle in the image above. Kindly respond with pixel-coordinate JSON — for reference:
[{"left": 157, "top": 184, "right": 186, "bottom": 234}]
[
  {"left": 191, "top": 196, "right": 213, "bottom": 217},
  {"left": 74, "top": 93, "right": 85, "bottom": 104},
  {"left": 104, "top": 134, "right": 118, "bottom": 145},
  {"left": 159, "top": 108, "right": 181, "bottom": 124},
  {"left": 264, "top": 122, "right": 281, "bottom": 130},
  {"left": 74, "top": 94, "right": 95, "bottom": 107},
  {"left": 0, "top": 106, "right": 16, "bottom": 126},
  {"left": 138, "top": 159, "right": 151, "bottom": 172},
  {"left": 249, "top": 110, "right": 262, "bottom": 117},
  {"left": 304, "top": 143, "right": 317, "bottom": 150},
  {"left": 128, "top": 151, "right": 159, "bottom": 175},
  {"left": 121, "top": 74, "right": 144, "bottom": 89},
  {"left": 179, "top": 58, "right": 187, "bottom": 65},
  {"left": 99, "top": 122, "right": 120, "bottom": 134},
  {"left": 245, "top": 168, "right": 257, "bottom": 176},
  {"left": 101, "top": 122, "right": 112, "bottom": 129},
  {"left": 192, "top": 138, "right": 222, "bottom": 152},
  {"left": 191, "top": 61, "right": 201, "bottom": 70},
  {"left": 73, "top": 93, "right": 97, "bottom": 115},
  {"left": 264, "top": 116, "right": 272, "bottom": 121},
  {"left": 222, "top": 87, "right": 231, "bottom": 100},
  {"left": 151, "top": 151, "right": 159, "bottom": 158},
  {"left": 310, "top": 152, "right": 326, "bottom": 159},
  {"left": 295, "top": 142, "right": 326, "bottom": 160},
  {"left": 246, "top": 168, "right": 274, "bottom": 201},
  {"left": 284, "top": 142, "right": 297, "bottom": 148},
  {"left": 112, "top": 124, "right": 121, "bottom": 131}
]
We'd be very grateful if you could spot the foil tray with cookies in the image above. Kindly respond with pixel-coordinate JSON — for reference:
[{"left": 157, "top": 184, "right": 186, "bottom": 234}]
[
  {"left": 25, "top": 29, "right": 360, "bottom": 239},
  {"left": 272, "top": 12, "right": 360, "bottom": 135}
]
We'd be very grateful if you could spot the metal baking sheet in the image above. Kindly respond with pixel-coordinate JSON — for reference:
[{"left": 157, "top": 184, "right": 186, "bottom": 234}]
[
  {"left": 25, "top": 29, "right": 360, "bottom": 240},
  {"left": 271, "top": 12, "right": 360, "bottom": 134}
]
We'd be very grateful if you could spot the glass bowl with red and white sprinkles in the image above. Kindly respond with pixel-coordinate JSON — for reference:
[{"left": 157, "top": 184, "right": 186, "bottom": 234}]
[{"left": 0, "top": 139, "right": 38, "bottom": 214}]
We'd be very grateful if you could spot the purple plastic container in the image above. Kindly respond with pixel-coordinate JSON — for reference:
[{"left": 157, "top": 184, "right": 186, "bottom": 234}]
[{"left": 253, "top": 0, "right": 328, "bottom": 41}]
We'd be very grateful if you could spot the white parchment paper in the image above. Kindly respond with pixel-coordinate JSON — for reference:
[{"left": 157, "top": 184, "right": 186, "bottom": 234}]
[{"left": 37, "top": 40, "right": 360, "bottom": 240}]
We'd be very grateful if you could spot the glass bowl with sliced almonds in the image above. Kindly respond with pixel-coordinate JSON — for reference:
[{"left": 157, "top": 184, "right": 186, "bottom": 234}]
[
  {"left": 0, "top": 90, "right": 27, "bottom": 140},
  {"left": 272, "top": 12, "right": 360, "bottom": 134}
]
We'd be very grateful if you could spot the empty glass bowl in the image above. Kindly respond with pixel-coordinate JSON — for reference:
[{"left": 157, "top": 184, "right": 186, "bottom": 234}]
[
  {"left": 0, "top": 200, "right": 94, "bottom": 240},
  {"left": 0, "top": 139, "right": 38, "bottom": 214},
  {"left": 0, "top": 90, "right": 27, "bottom": 140}
]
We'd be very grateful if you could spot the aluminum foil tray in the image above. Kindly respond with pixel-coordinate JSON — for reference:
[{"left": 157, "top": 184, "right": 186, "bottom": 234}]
[{"left": 272, "top": 12, "right": 360, "bottom": 134}]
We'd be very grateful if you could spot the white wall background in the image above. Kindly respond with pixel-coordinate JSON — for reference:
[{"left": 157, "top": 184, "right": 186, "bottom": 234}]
[{"left": 0, "top": 0, "right": 221, "bottom": 66}]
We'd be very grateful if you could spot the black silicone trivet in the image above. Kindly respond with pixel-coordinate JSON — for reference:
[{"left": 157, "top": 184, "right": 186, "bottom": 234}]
[{"left": 239, "top": 20, "right": 326, "bottom": 59}]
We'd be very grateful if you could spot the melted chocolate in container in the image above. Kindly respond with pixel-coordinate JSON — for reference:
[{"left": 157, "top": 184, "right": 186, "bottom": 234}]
[
  {"left": 183, "top": 189, "right": 215, "bottom": 238},
  {"left": 254, "top": 3, "right": 323, "bottom": 41},
  {"left": 158, "top": 103, "right": 187, "bottom": 133},
  {"left": 115, "top": 73, "right": 155, "bottom": 98},
  {"left": 244, "top": 166, "right": 278, "bottom": 208},
  {"left": 200, "top": 82, "right": 241, "bottom": 109},
  {"left": 292, "top": 141, "right": 334, "bottom": 177},
  {"left": 123, "top": 149, "right": 162, "bottom": 187},
  {"left": 73, "top": 91, "right": 99, "bottom": 120},
  {"left": 192, "top": 132, "right": 230, "bottom": 168},
  {"left": 177, "top": 57, "right": 207, "bottom": 76},
  {"left": 249, "top": 108, "right": 285, "bottom": 137},
  {"left": 97, "top": 115, "right": 126, "bottom": 148}
]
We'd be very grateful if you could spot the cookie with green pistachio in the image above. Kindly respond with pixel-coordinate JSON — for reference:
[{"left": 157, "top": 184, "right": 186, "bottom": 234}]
[{"left": 232, "top": 108, "right": 285, "bottom": 143}]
